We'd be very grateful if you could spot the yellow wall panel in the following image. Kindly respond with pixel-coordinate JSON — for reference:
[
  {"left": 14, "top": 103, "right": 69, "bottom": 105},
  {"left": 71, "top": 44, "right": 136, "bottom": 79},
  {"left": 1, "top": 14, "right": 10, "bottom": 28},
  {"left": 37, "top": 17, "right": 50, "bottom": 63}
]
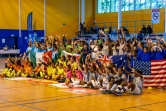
[
  {"left": 21, "top": 0, "right": 44, "bottom": 30},
  {"left": 46, "top": 0, "right": 79, "bottom": 38},
  {"left": 0, "top": 0, "right": 19, "bottom": 29},
  {"left": 85, "top": 0, "right": 94, "bottom": 26}
]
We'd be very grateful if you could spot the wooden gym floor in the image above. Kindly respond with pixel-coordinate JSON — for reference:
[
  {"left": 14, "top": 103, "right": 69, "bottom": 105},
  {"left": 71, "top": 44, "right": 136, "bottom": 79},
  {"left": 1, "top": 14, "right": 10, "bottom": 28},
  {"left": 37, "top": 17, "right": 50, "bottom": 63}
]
[{"left": 0, "top": 58, "right": 166, "bottom": 111}]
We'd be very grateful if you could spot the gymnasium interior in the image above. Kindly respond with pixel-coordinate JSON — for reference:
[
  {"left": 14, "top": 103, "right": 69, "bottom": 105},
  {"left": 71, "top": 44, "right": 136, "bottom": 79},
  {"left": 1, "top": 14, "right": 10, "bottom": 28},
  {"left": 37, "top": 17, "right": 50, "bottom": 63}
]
[{"left": 0, "top": 0, "right": 166, "bottom": 111}]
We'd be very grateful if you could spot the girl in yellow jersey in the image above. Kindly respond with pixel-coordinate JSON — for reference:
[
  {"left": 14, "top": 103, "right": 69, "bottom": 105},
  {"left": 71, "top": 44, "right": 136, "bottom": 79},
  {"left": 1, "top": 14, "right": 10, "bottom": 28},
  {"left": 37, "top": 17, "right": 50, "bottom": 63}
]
[
  {"left": 69, "top": 56, "right": 78, "bottom": 71},
  {"left": 57, "top": 56, "right": 67, "bottom": 67},
  {"left": 40, "top": 61, "right": 52, "bottom": 79},
  {"left": 31, "top": 64, "right": 42, "bottom": 78},
  {"left": 22, "top": 62, "right": 32, "bottom": 77},
  {"left": 52, "top": 63, "right": 57, "bottom": 81},
  {"left": 56, "top": 63, "right": 65, "bottom": 82}
]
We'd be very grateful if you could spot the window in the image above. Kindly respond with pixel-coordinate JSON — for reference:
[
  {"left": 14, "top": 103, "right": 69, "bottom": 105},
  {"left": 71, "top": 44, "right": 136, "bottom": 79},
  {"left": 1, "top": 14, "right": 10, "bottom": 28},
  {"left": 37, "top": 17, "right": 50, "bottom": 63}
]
[
  {"left": 157, "top": 0, "right": 163, "bottom": 8},
  {"left": 121, "top": 0, "right": 125, "bottom": 11},
  {"left": 151, "top": 0, "right": 157, "bottom": 8},
  {"left": 98, "top": 0, "right": 103, "bottom": 13},
  {"left": 125, "top": 0, "right": 130, "bottom": 11},
  {"left": 146, "top": 0, "right": 151, "bottom": 9},
  {"left": 135, "top": 0, "right": 141, "bottom": 10},
  {"left": 98, "top": 0, "right": 111, "bottom": 13},
  {"left": 129, "top": 0, "right": 134, "bottom": 10},
  {"left": 97, "top": 0, "right": 166, "bottom": 14},
  {"left": 140, "top": 0, "right": 146, "bottom": 9},
  {"left": 121, "top": 0, "right": 133, "bottom": 11},
  {"left": 115, "top": 0, "right": 118, "bottom": 12},
  {"left": 111, "top": 0, "right": 116, "bottom": 12},
  {"left": 163, "top": 0, "right": 166, "bottom": 7}
]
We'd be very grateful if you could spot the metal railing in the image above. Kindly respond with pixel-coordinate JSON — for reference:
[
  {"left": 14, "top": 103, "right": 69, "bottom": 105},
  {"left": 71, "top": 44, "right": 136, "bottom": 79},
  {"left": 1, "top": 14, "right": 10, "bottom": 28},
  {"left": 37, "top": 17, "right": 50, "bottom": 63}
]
[{"left": 87, "top": 20, "right": 153, "bottom": 34}]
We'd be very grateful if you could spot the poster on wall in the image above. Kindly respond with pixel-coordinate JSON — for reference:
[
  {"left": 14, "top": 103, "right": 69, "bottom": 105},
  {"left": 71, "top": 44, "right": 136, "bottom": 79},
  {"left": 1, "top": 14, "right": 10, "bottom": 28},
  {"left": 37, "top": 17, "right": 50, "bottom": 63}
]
[
  {"left": 2, "top": 39, "right": 5, "bottom": 43},
  {"left": 152, "top": 9, "right": 160, "bottom": 24}
]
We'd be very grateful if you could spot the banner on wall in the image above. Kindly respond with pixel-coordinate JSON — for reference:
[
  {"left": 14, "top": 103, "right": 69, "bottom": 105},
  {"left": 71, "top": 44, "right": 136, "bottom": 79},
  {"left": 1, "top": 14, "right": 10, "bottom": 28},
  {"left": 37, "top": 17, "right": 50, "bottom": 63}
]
[
  {"left": 152, "top": 9, "right": 160, "bottom": 24},
  {"left": 27, "top": 12, "right": 33, "bottom": 42},
  {"left": 27, "top": 12, "right": 33, "bottom": 31}
]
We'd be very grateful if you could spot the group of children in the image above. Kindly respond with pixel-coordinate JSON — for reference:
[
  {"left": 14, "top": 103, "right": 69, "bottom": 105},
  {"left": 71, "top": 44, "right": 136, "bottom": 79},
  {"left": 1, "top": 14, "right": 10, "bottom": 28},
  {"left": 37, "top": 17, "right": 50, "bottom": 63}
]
[{"left": 3, "top": 27, "right": 163, "bottom": 96}]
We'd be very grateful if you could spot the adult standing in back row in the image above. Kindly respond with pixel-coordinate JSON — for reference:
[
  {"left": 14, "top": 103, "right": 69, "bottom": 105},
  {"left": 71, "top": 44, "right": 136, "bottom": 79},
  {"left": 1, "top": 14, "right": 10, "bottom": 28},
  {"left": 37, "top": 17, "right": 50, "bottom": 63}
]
[
  {"left": 147, "top": 25, "right": 153, "bottom": 35},
  {"left": 141, "top": 25, "right": 146, "bottom": 36}
]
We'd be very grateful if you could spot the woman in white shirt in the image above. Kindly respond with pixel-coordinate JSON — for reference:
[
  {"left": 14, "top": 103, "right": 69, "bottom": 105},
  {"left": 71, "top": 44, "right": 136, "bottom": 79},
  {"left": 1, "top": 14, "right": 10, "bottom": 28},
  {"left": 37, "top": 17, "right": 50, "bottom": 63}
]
[
  {"left": 117, "top": 28, "right": 126, "bottom": 55},
  {"left": 26, "top": 42, "right": 32, "bottom": 58},
  {"left": 112, "top": 41, "right": 119, "bottom": 55},
  {"left": 102, "top": 39, "right": 109, "bottom": 56},
  {"left": 90, "top": 40, "right": 99, "bottom": 58}
]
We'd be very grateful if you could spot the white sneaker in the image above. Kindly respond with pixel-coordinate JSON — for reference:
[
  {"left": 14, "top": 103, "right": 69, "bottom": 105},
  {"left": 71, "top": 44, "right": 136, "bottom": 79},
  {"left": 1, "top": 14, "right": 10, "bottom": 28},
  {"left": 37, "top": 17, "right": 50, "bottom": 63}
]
[
  {"left": 74, "top": 85, "right": 82, "bottom": 88},
  {"left": 82, "top": 84, "right": 88, "bottom": 88},
  {"left": 128, "top": 89, "right": 133, "bottom": 94},
  {"left": 99, "top": 88, "right": 106, "bottom": 92}
]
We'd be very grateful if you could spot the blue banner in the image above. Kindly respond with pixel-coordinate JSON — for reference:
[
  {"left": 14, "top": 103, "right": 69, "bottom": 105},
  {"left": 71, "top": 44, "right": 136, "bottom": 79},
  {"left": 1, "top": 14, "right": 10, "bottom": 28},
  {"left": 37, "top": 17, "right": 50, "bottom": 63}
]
[{"left": 27, "top": 12, "right": 33, "bottom": 31}]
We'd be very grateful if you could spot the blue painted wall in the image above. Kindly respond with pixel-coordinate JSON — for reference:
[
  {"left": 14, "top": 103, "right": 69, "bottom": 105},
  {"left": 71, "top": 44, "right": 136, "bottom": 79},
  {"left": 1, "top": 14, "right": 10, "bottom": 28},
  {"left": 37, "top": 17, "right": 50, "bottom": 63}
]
[{"left": 0, "top": 29, "right": 44, "bottom": 54}]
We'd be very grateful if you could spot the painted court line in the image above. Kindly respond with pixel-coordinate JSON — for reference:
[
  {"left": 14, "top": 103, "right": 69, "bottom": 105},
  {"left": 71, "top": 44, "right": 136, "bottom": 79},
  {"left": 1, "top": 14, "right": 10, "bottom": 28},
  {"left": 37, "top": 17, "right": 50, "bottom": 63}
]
[
  {"left": 1, "top": 86, "right": 32, "bottom": 89},
  {"left": 0, "top": 93, "right": 101, "bottom": 109},
  {"left": 0, "top": 98, "right": 45, "bottom": 111},
  {"left": 136, "top": 107, "right": 152, "bottom": 111},
  {"left": 0, "top": 94, "right": 72, "bottom": 105},
  {"left": 14, "top": 93, "right": 101, "bottom": 105},
  {"left": 120, "top": 101, "right": 166, "bottom": 111},
  {"left": 7, "top": 80, "right": 58, "bottom": 89}
]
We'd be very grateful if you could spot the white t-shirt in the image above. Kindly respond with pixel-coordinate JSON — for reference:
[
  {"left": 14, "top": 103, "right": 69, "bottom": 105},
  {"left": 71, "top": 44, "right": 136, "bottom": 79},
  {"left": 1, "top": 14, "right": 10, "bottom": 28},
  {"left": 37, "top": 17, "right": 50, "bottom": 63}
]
[
  {"left": 91, "top": 45, "right": 98, "bottom": 58},
  {"left": 102, "top": 45, "right": 109, "bottom": 55},
  {"left": 132, "top": 74, "right": 143, "bottom": 91},
  {"left": 118, "top": 43, "right": 125, "bottom": 55},
  {"left": 112, "top": 47, "right": 118, "bottom": 55},
  {"left": 114, "top": 73, "right": 126, "bottom": 81}
]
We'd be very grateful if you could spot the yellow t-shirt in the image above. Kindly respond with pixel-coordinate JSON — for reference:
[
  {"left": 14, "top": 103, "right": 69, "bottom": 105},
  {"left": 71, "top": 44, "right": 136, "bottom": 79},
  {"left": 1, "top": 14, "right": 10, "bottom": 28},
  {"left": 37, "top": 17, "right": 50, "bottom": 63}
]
[
  {"left": 57, "top": 68, "right": 64, "bottom": 75},
  {"left": 47, "top": 66, "right": 53, "bottom": 75},
  {"left": 71, "top": 62, "right": 77, "bottom": 70},
  {"left": 58, "top": 59, "right": 66, "bottom": 66},
  {"left": 67, "top": 61, "right": 70, "bottom": 65},
  {"left": 52, "top": 68, "right": 57, "bottom": 75}
]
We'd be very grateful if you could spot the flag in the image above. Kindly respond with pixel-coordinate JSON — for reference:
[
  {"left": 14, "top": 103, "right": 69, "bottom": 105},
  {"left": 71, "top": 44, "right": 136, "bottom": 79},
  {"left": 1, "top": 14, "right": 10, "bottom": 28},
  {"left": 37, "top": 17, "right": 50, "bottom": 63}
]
[
  {"left": 27, "top": 12, "right": 33, "bottom": 42},
  {"left": 134, "top": 60, "right": 166, "bottom": 87},
  {"left": 30, "top": 50, "right": 52, "bottom": 68},
  {"left": 112, "top": 55, "right": 128, "bottom": 68},
  {"left": 63, "top": 50, "right": 81, "bottom": 60},
  {"left": 152, "top": 9, "right": 160, "bottom": 24},
  {"left": 27, "top": 12, "right": 33, "bottom": 31},
  {"left": 30, "top": 50, "right": 36, "bottom": 68},
  {"left": 33, "top": 20, "right": 36, "bottom": 30},
  {"left": 97, "top": 55, "right": 113, "bottom": 64},
  {"left": 97, "top": 54, "right": 128, "bottom": 68},
  {"left": 42, "top": 51, "right": 52, "bottom": 63}
]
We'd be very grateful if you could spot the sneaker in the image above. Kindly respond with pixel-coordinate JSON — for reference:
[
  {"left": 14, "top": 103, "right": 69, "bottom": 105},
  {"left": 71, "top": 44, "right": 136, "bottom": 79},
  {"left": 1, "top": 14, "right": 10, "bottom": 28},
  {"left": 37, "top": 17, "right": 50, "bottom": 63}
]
[
  {"left": 102, "top": 90, "right": 111, "bottom": 94},
  {"left": 102, "top": 90, "right": 108, "bottom": 94},
  {"left": 82, "top": 84, "right": 88, "bottom": 88},
  {"left": 99, "top": 88, "right": 106, "bottom": 92},
  {"left": 68, "top": 84, "right": 73, "bottom": 88},
  {"left": 90, "top": 86, "right": 94, "bottom": 89},
  {"left": 128, "top": 89, "right": 133, "bottom": 94},
  {"left": 115, "top": 92, "right": 122, "bottom": 96}
]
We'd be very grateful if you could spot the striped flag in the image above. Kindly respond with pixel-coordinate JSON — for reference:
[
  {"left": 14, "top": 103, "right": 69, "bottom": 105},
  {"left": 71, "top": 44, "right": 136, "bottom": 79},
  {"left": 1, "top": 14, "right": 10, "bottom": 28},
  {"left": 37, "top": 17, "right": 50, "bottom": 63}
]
[
  {"left": 134, "top": 60, "right": 166, "bottom": 87},
  {"left": 30, "top": 50, "right": 52, "bottom": 68},
  {"left": 63, "top": 50, "right": 81, "bottom": 60}
]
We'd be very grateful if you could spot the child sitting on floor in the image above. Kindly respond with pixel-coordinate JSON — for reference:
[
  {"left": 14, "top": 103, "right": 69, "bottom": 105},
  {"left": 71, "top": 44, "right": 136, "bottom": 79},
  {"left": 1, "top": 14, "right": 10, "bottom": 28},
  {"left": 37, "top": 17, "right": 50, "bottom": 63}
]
[
  {"left": 56, "top": 63, "right": 65, "bottom": 82},
  {"left": 65, "top": 65, "right": 72, "bottom": 79},
  {"left": 31, "top": 63, "right": 42, "bottom": 78}
]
